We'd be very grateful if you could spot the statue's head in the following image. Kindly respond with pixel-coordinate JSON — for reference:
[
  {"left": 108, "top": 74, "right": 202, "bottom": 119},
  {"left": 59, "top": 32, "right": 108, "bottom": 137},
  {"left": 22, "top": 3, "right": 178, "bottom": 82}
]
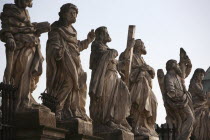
[
  {"left": 59, "top": 3, "right": 78, "bottom": 26},
  {"left": 166, "top": 59, "right": 182, "bottom": 77},
  {"left": 15, "top": 0, "right": 33, "bottom": 8},
  {"left": 95, "top": 26, "right": 112, "bottom": 43},
  {"left": 134, "top": 39, "right": 147, "bottom": 55},
  {"left": 191, "top": 68, "right": 205, "bottom": 82}
]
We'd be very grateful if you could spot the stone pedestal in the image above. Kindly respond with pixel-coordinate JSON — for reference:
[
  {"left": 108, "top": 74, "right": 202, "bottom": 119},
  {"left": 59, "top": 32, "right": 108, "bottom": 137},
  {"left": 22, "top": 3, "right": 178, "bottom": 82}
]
[
  {"left": 95, "top": 129, "right": 134, "bottom": 140},
  {"left": 57, "top": 118, "right": 102, "bottom": 140},
  {"left": 135, "top": 135, "right": 159, "bottom": 140},
  {"left": 15, "top": 109, "right": 67, "bottom": 140}
]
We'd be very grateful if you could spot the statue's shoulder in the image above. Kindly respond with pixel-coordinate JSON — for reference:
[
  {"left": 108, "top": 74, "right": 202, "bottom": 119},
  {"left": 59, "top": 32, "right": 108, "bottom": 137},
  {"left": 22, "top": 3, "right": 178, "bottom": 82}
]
[
  {"left": 91, "top": 41, "right": 103, "bottom": 49},
  {"left": 1, "top": 4, "right": 23, "bottom": 21},
  {"left": 3, "top": 4, "right": 15, "bottom": 8},
  {"left": 3, "top": 4, "right": 19, "bottom": 11},
  {"left": 49, "top": 21, "right": 61, "bottom": 35}
]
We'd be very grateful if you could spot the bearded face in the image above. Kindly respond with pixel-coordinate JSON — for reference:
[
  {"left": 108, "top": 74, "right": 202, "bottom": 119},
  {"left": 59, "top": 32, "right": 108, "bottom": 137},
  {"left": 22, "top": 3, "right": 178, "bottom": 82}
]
[
  {"left": 64, "top": 8, "right": 77, "bottom": 24},
  {"left": 134, "top": 40, "right": 147, "bottom": 55},
  {"left": 103, "top": 28, "right": 112, "bottom": 43},
  {"left": 174, "top": 63, "right": 183, "bottom": 77},
  {"left": 141, "top": 44, "right": 147, "bottom": 55}
]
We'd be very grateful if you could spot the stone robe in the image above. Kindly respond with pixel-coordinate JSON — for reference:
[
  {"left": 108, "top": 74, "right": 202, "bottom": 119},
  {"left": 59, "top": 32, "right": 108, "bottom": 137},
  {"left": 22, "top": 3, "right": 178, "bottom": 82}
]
[
  {"left": 164, "top": 71, "right": 194, "bottom": 140},
  {"left": 129, "top": 54, "right": 158, "bottom": 137},
  {"left": 189, "top": 79, "right": 210, "bottom": 140},
  {"left": 0, "top": 4, "right": 43, "bottom": 111},
  {"left": 89, "top": 41, "right": 131, "bottom": 130},
  {"left": 46, "top": 21, "right": 89, "bottom": 120}
]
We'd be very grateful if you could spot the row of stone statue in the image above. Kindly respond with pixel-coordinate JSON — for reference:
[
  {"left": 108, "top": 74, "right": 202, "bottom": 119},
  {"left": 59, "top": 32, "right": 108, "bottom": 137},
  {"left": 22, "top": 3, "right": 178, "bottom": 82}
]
[{"left": 0, "top": 1, "right": 209, "bottom": 140}]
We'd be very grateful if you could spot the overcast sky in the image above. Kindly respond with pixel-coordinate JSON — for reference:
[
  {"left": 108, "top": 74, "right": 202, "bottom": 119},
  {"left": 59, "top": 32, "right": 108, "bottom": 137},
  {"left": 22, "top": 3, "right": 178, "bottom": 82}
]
[{"left": 0, "top": 0, "right": 210, "bottom": 124}]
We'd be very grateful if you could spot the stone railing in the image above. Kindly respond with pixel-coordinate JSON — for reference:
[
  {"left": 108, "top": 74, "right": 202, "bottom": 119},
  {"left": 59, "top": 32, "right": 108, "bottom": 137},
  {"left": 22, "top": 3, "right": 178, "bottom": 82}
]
[
  {"left": 0, "top": 82, "right": 17, "bottom": 140},
  {"left": 155, "top": 123, "right": 176, "bottom": 140}
]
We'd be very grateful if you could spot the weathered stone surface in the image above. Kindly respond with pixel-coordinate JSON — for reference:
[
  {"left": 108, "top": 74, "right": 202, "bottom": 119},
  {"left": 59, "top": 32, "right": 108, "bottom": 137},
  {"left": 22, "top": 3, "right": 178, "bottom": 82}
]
[
  {"left": 134, "top": 135, "right": 159, "bottom": 140},
  {"left": 130, "top": 39, "right": 158, "bottom": 137},
  {"left": 57, "top": 118, "right": 103, "bottom": 140},
  {"left": 89, "top": 26, "right": 132, "bottom": 133},
  {"left": 203, "top": 67, "right": 210, "bottom": 92},
  {"left": 46, "top": 3, "right": 94, "bottom": 122},
  {"left": 15, "top": 109, "right": 56, "bottom": 128},
  {"left": 123, "top": 25, "right": 136, "bottom": 86},
  {"left": 189, "top": 68, "right": 210, "bottom": 140},
  {"left": 57, "top": 118, "right": 93, "bottom": 136},
  {"left": 0, "top": 0, "right": 50, "bottom": 112},
  {"left": 15, "top": 109, "right": 67, "bottom": 140},
  {"left": 157, "top": 48, "right": 194, "bottom": 140},
  {"left": 16, "top": 126, "right": 67, "bottom": 140},
  {"left": 96, "top": 129, "right": 134, "bottom": 140},
  {"left": 120, "top": 39, "right": 158, "bottom": 137},
  {"left": 65, "top": 134, "right": 103, "bottom": 140}
]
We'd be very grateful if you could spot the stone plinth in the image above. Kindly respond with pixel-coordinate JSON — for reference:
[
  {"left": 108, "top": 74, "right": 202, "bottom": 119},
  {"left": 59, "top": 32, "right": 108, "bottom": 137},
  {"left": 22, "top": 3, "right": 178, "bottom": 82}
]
[
  {"left": 95, "top": 129, "right": 134, "bottom": 140},
  {"left": 15, "top": 109, "right": 67, "bottom": 140},
  {"left": 16, "top": 109, "right": 56, "bottom": 128},
  {"left": 16, "top": 126, "right": 67, "bottom": 140},
  {"left": 57, "top": 118, "right": 101, "bottom": 140},
  {"left": 135, "top": 135, "right": 159, "bottom": 140}
]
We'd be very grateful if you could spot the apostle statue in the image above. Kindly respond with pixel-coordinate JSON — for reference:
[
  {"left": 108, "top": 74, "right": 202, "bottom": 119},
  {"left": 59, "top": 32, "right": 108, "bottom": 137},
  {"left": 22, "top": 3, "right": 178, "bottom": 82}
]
[
  {"left": 120, "top": 39, "right": 158, "bottom": 138},
  {"left": 157, "top": 48, "right": 194, "bottom": 140},
  {"left": 89, "top": 26, "right": 132, "bottom": 132},
  {"left": 189, "top": 68, "right": 210, "bottom": 140},
  {"left": 0, "top": 0, "right": 50, "bottom": 111},
  {"left": 46, "top": 3, "right": 95, "bottom": 121}
]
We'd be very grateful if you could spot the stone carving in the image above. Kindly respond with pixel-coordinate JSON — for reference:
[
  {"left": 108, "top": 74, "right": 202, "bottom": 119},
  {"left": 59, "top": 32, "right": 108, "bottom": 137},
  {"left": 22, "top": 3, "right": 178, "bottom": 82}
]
[
  {"left": 0, "top": 0, "right": 50, "bottom": 111},
  {"left": 189, "top": 68, "right": 210, "bottom": 140},
  {"left": 203, "top": 67, "right": 210, "bottom": 107},
  {"left": 46, "top": 3, "right": 95, "bottom": 121},
  {"left": 203, "top": 67, "right": 210, "bottom": 92},
  {"left": 120, "top": 39, "right": 158, "bottom": 138},
  {"left": 157, "top": 48, "right": 194, "bottom": 140},
  {"left": 89, "top": 26, "right": 132, "bottom": 132}
]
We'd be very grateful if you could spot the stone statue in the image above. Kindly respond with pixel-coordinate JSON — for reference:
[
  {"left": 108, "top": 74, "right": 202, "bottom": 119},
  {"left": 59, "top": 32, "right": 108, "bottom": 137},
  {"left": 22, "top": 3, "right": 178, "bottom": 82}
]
[
  {"left": 46, "top": 3, "right": 95, "bottom": 121},
  {"left": 89, "top": 26, "right": 132, "bottom": 132},
  {"left": 189, "top": 68, "right": 210, "bottom": 140},
  {"left": 0, "top": 0, "right": 50, "bottom": 111},
  {"left": 157, "top": 48, "right": 194, "bottom": 140},
  {"left": 120, "top": 39, "right": 158, "bottom": 138}
]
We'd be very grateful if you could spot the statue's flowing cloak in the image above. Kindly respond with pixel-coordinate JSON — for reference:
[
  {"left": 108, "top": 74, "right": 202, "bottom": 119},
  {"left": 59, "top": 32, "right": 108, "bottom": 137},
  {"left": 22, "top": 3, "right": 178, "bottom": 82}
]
[
  {"left": 89, "top": 41, "right": 131, "bottom": 124},
  {"left": 129, "top": 53, "right": 158, "bottom": 135},
  {"left": 0, "top": 4, "right": 43, "bottom": 109},
  {"left": 189, "top": 79, "right": 210, "bottom": 140},
  {"left": 164, "top": 71, "right": 194, "bottom": 140},
  {"left": 46, "top": 21, "right": 89, "bottom": 118}
]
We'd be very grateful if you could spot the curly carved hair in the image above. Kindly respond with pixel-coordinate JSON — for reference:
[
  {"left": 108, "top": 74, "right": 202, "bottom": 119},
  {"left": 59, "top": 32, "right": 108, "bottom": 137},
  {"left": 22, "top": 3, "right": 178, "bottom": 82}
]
[{"left": 59, "top": 3, "right": 78, "bottom": 18}]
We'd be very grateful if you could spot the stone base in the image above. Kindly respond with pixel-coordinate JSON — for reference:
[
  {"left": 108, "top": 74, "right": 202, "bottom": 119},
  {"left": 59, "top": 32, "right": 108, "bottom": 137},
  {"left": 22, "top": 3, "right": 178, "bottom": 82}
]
[
  {"left": 15, "top": 109, "right": 67, "bottom": 140},
  {"left": 16, "top": 126, "right": 67, "bottom": 140},
  {"left": 16, "top": 108, "right": 56, "bottom": 128},
  {"left": 96, "top": 129, "right": 134, "bottom": 140},
  {"left": 135, "top": 135, "right": 159, "bottom": 140},
  {"left": 65, "top": 134, "right": 103, "bottom": 140},
  {"left": 57, "top": 118, "right": 95, "bottom": 140}
]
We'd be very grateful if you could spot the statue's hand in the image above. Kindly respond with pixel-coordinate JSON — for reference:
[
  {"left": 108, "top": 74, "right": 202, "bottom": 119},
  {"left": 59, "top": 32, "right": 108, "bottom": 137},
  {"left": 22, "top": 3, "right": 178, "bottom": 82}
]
[
  {"left": 87, "top": 29, "right": 95, "bottom": 43},
  {"left": 6, "top": 38, "right": 16, "bottom": 51}
]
